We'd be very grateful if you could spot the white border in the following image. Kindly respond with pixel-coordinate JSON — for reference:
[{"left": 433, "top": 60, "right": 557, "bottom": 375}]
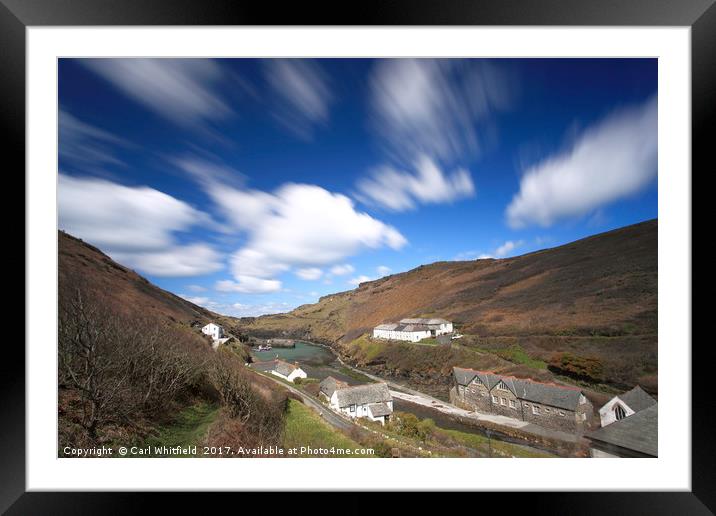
[{"left": 27, "top": 27, "right": 691, "bottom": 491}]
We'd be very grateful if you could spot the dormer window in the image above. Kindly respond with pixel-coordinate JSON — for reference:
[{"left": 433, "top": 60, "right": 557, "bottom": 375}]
[
  {"left": 614, "top": 404, "right": 627, "bottom": 420},
  {"left": 497, "top": 381, "right": 509, "bottom": 391}
]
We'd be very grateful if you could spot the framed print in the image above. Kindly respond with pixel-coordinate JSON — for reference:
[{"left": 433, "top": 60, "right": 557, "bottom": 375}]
[{"left": 3, "top": 0, "right": 711, "bottom": 511}]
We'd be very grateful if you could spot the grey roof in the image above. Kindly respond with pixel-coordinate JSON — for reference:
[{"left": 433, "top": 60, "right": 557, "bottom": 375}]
[
  {"left": 617, "top": 385, "right": 657, "bottom": 413},
  {"left": 253, "top": 359, "right": 299, "bottom": 376},
  {"left": 375, "top": 323, "right": 399, "bottom": 331},
  {"left": 368, "top": 402, "right": 393, "bottom": 417},
  {"left": 452, "top": 367, "right": 585, "bottom": 411},
  {"left": 374, "top": 322, "right": 430, "bottom": 332},
  {"left": 319, "top": 376, "right": 348, "bottom": 397},
  {"left": 334, "top": 383, "right": 392, "bottom": 408},
  {"left": 400, "top": 318, "right": 450, "bottom": 325},
  {"left": 586, "top": 404, "right": 658, "bottom": 456},
  {"left": 274, "top": 360, "right": 299, "bottom": 376}
]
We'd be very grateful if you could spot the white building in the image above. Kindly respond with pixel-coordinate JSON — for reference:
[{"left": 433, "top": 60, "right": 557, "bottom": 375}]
[
  {"left": 320, "top": 379, "right": 393, "bottom": 425},
  {"left": 372, "top": 318, "right": 453, "bottom": 342},
  {"left": 253, "top": 359, "right": 307, "bottom": 383},
  {"left": 598, "top": 385, "right": 656, "bottom": 427},
  {"left": 201, "top": 322, "right": 225, "bottom": 341}
]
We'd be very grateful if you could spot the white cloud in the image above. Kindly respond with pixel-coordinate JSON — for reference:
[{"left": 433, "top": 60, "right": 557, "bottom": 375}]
[
  {"left": 376, "top": 265, "right": 392, "bottom": 276},
  {"left": 348, "top": 275, "right": 373, "bottom": 287},
  {"left": 357, "top": 155, "right": 475, "bottom": 211},
  {"left": 263, "top": 59, "right": 333, "bottom": 138},
  {"left": 59, "top": 109, "right": 128, "bottom": 171},
  {"left": 187, "top": 284, "right": 207, "bottom": 292},
  {"left": 506, "top": 95, "right": 657, "bottom": 228},
  {"left": 226, "top": 301, "right": 293, "bottom": 317},
  {"left": 295, "top": 267, "right": 323, "bottom": 281},
  {"left": 215, "top": 277, "right": 282, "bottom": 295},
  {"left": 329, "top": 264, "right": 354, "bottom": 276},
  {"left": 370, "top": 59, "right": 511, "bottom": 162},
  {"left": 58, "top": 174, "right": 222, "bottom": 277},
  {"left": 112, "top": 244, "right": 223, "bottom": 277},
  {"left": 80, "top": 59, "right": 231, "bottom": 126},
  {"left": 176, "top": 158, "right": 407, "bottom": 294},
  {"left": 494, "top": 240, "right": 524, "bottom": 258},
  {"left": 179, "top": 294, "right": 210, "bottom": 305}
]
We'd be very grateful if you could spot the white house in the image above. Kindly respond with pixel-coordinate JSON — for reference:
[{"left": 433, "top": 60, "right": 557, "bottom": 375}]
[
  {"left": 401, "top": 318, "right": 453, "bottom": 335},
  {"left": 598, "top": 385, "right": 657, "bottom": 427},
  {"left": 252, "top": 359, "right": 307, "bottom": 383},
  {"left": 201, "top": 322, "right": 225, "bottom": 341},
  {"left": 321, "top": 380, "right": 393, "bottom": 425},
  {"left": 372, "top": 317, "right": 453, "bottom": 342}
]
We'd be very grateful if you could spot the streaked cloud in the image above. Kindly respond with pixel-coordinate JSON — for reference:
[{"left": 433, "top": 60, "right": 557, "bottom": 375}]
[
  {"left": 59, "top": 108, "right": 129, "bottom": 172},
  {"left": 370, "top": 59, "right": 512, "bottom": 162},
  {"left": 356, "top": 155, "right": 475, "bottom": 211},
  {"left": 80, "top": 58, "right": 232, "bottom": 127},
  {"left": 506, "top": 95, "right": 657, "bottom": 228},
  {"left": 58, "top": 174, "right": 222, "bottom": 277},
  {"left": 263, "top": 59, "right": 334, "bottom": 138},
  {"left": 176, "top": 157, "right": 407, "bottom": 294},
  {"left": 295, "top": 267, "right": 323, "bottom": 281}
]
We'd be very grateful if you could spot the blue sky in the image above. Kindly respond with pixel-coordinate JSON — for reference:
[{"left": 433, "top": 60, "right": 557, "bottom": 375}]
[{"left": 58, "top": 58, "right": 657, "bottom": 317}]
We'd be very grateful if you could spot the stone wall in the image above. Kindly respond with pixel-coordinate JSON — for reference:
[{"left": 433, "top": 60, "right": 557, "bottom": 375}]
[{"left": 452, "top": 378, "right": 595, "bottom": 435}]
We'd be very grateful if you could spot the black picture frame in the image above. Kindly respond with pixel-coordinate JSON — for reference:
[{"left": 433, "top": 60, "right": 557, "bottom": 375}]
[{"left": 3, "top": 0, "right": 709, "bottom": 512}]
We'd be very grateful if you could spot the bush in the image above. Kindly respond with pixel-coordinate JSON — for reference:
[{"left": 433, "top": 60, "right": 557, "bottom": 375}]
[{"left": 548, "top": 352, "right": 604, "bottom": 383}]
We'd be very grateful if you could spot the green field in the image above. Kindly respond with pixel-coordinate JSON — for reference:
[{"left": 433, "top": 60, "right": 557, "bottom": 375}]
[
  {"left": 282, "top": 399, "right": 371, "bottom": 457},
  {"left": 140, "top": 401, "right": 220, "bottom": 456}
]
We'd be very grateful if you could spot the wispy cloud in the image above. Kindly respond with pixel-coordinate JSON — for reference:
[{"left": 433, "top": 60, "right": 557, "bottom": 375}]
[
  {"left": 506, "top": 95, "right": 657, "bottom": 228},
  {"left": 370, "top": 59, "right": 512, "bottom": 162},
  {"left": 348, "top": 275, "right": 373, "bottom": 287},
  {"left": 79, "top": 59, "right": 232, "bottom": 127},
  {"left": 263, "top": 59, "right": 334, "bottom": 139},
  {"left": 329, "top": 264, "right": 354, "bottom": 276},
  {"left": 175, "top": 157, "right": 406, "bottom": 294},
  {"left": 295, "top": 267, "right": 323, "bottom": 281},
  {"left": 59, "top": 109, "right": 129, "bottom": 172},
  {"left": 376, "top": 265, "right": 392, "bottom": 277},
  {"left": 356, "top": 154, "right": 475, "bottom": 211},
  {"left": 454, "top": 239, "right": 524, "bottom": 261},
  {"left": 59, "top": 174, "right": 223, "bottom": 277}
]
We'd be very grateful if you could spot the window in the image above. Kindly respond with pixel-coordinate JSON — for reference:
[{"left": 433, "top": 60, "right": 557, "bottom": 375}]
[
  {"left": 614, "top": 404, "right": 627, "bottom": 420},
  {"left": 532, "top": 405, "right": 540, "bottom": 415},
  {"left": 545, "top": 407, "right": 550, "bottom": 413},
  {"left": 558, "top": 410, "right": 565, "bottom": 416},
  {"left": 497, "top": 381, "right": 510, "bottom": 391},
  {"left": 509, "top": 400, "right": 516, "bottom": 409},
  {"left": 350, "top": 404, "right": 356, "bottom": 413},
  {"left": 491, "top": 395, "right": 498, "bottom": 404},
  {"left": 500, "top": 397, "right": 507, "bottom": 406}
]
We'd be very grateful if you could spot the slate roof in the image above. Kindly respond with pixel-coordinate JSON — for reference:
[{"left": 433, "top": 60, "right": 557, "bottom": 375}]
[
  {"left": 334, "top": 383, "right": 392, "bottom": 408},
  {"left": 617, "top": 385, "right": 657, "bottom": 413},
  {"left": 253, "top": 359, "right": 300, "bottom": 377},
  {"left": 374, "top": 323, "right": 430, "bottom": 332},
  {"left": 452, "top": 367, "right": 585, "bottom": 411},
  {"left": 368, "top": 402, "right": 393, "bottom": 417},
  {"left": 274, "top": 360, "right": 299, "bottom": 377},
  {"left": 319, "top": 376, "right": 348, "bottom": 397},
  {"left": 586, "top": 404, "right": 658, "bottom": 457},
  {"left": 400, "top": 318, "right": 451, "bottom": 325}
]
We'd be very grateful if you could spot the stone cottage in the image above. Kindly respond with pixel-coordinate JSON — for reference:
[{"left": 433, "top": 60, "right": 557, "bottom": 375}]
[{"left": 450, "top": 367, "right": 593, "bottom": 434}]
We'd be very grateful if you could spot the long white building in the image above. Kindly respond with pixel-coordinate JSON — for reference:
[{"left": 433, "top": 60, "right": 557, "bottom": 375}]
[{"left": 372, "top": 318, "right": 453, "bottom": 342}]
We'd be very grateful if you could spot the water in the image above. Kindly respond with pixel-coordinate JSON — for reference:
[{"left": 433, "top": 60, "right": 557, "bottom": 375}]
[{"left": 250, "top": 341, "right": 364, "bottom": 385}]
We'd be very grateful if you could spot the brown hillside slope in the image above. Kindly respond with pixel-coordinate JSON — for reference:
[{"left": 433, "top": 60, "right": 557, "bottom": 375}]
[{"left": 239, "top": 219, "right": 657, "bottom": 392}]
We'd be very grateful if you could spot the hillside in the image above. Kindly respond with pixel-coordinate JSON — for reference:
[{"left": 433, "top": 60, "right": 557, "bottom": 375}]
[
  {"left": 58, "top": 230, "right": 250, "bottom": 341},
  {"left": 58, "top": 230, "right": 280, "bottom": 452},
  {"left": 238, "top": 219, "right": 658, "bottom": 393}
]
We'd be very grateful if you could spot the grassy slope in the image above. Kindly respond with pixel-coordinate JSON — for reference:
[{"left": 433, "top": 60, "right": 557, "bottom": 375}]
[
  {"left": 140, "top": 401, "right": 220, "bottom": 456},
  {"left": 238, "top": 220, "right": 657, "bottom": 392},
  {"left": 282, "top": 400, "right": 369, "bottom": 457}
]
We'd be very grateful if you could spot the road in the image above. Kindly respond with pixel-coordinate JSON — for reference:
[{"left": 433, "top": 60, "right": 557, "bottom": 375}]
[{"left": 253, "top": 370, "right": 356, "bottom": 432}]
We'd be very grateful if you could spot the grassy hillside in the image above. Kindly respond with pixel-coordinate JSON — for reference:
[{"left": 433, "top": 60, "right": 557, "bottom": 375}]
[
  {"left": 239, "top": 220, "right": 657, "bottom": 392},
  {"left": 58, "top": 230, "right": 281, "bottom": 453}
]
